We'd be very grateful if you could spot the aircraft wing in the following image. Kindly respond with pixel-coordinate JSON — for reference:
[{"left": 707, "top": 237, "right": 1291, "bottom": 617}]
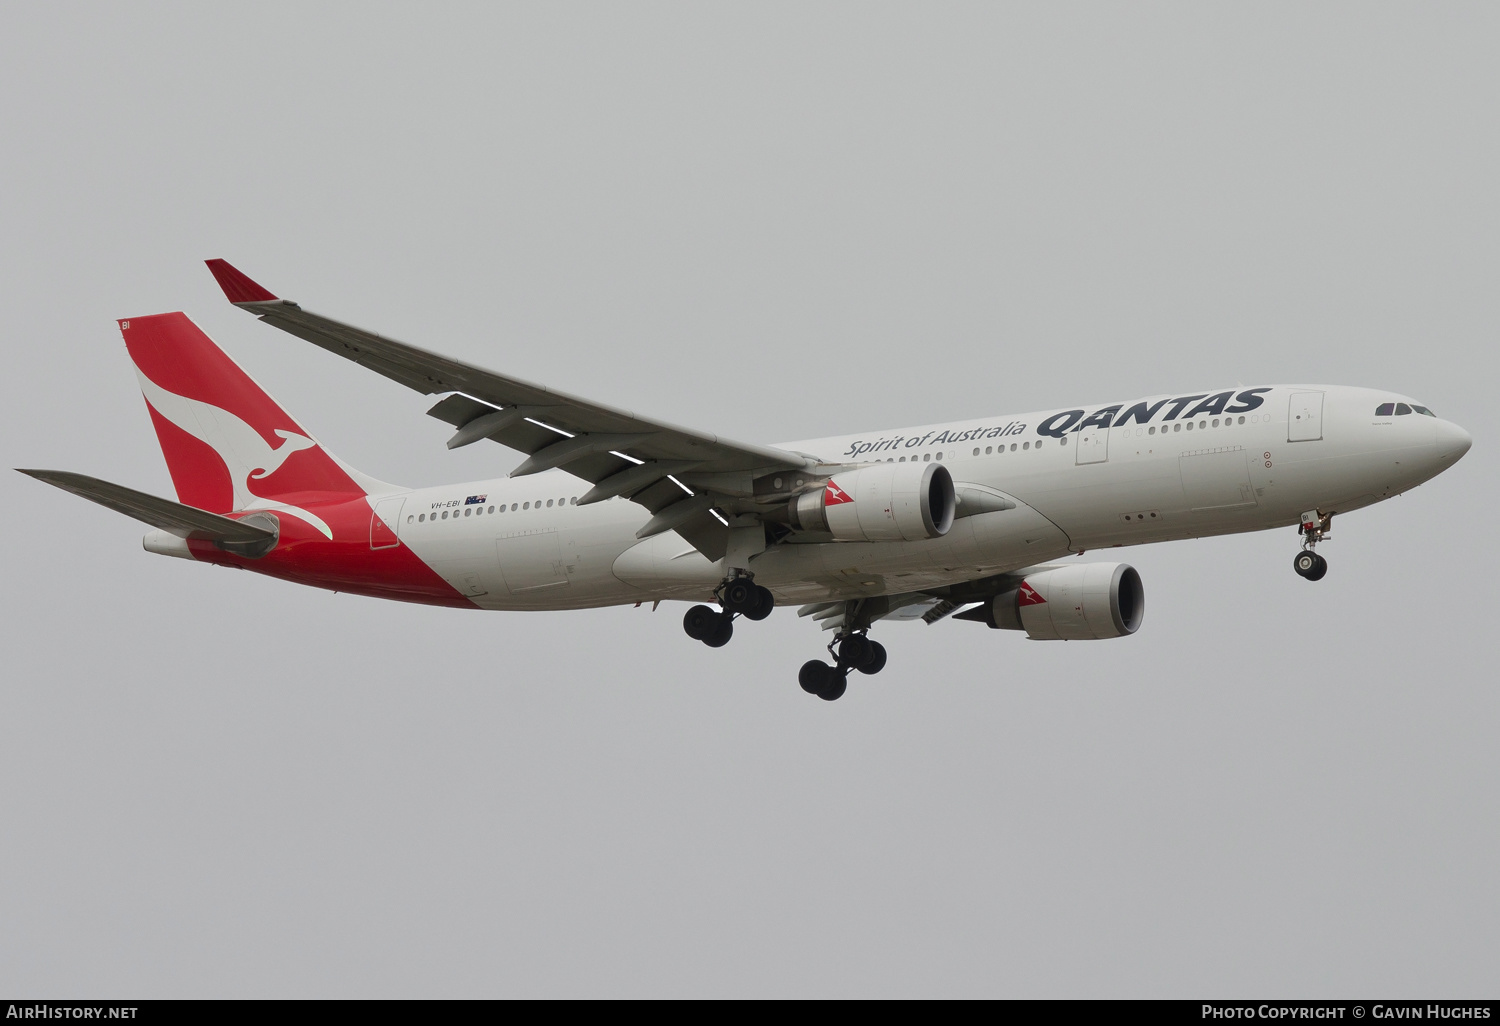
[{"left": 206, "top": 260, "right": 815, "bottom": 560}]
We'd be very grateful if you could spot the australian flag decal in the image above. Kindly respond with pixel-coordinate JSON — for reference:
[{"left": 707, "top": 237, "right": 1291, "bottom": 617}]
[{"left": 465, "top": 494, "right": 488, "bottom": 505}]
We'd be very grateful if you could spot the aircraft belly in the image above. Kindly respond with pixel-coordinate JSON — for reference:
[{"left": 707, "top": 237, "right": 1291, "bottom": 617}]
[
  {"left": 612, "top": 497, "right": 1074, "bottom": 605},
  {"left": 612, "top": 532, "right": 721, "bottom": 598},
  {"left": 758, "top": 499, "right": 1070, "bottom": 602}
]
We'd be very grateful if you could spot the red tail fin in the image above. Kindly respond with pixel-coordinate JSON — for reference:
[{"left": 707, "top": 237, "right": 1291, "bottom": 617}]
[{"left": 121, "top": 312, "right": 367, "bottom": 513}]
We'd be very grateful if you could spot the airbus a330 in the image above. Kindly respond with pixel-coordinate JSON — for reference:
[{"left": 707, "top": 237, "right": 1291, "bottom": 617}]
[{"left": 21, "top": 261, "right": 1472, "bottom": 700}]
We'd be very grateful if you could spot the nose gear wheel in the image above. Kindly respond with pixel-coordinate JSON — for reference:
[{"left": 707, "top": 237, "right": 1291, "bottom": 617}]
[
  {"left": 1293, "top": 510, "right": 1333, "bottom": 582},
  {"left": 1293, "top": 551, "right": 1328, "bottom": 581}
]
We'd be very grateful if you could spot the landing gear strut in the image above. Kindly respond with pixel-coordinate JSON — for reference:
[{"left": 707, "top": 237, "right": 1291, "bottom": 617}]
[
  {"left": 1294, "top": 510, "right": 1332, "bottom": 581},
  {"left": 682, "top": 574, "right": 775, "bottom": 648},
  {"left": 797, "top": 628, "right": 887, "bottom": 701}
]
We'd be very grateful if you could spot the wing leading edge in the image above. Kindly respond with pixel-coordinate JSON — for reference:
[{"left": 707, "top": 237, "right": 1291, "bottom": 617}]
[{"left": 205, "top": 259, "right": 814, "bottom": 560}]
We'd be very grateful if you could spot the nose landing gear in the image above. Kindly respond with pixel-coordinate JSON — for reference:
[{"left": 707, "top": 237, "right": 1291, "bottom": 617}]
[{"left": 1294, "top": 510, "right": 1332, "bottom": 581}]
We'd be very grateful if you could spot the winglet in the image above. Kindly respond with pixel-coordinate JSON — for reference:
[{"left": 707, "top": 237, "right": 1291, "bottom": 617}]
[{"left": 205, "top": 259, "right": 277, "bottom": 304}]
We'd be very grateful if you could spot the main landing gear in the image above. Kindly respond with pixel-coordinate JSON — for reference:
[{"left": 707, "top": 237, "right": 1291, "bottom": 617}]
[
  {"left": 798, "top": 630, "right": 887, "bottom": 702},
  {"left": 682, "top": 574, "right": 774, "bottom": 648},
  {"left": 1294, "top": 510, "right": 1332, "bottom": 581}
]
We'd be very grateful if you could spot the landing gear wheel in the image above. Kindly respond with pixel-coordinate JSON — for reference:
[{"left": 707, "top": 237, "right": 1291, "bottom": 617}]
[
  {"left": 1293, "top": 551, "right": 1328, "bottom": 581},
  {"left": 817, "top": 671, "right": 848, "bottom": 702},
  {"left": 837, "top": 634, "right": 874, "bottom": 670},
  {"left": 799, "top": 660, "right": 833, "bottom": 695},
  {"left": 683, "top": 604, "right": 719, "bottom": 640},
  {"left": 703, "top": 613, "right": 734, "bottom": 647},
  {"left": 856, "top": 641, "right": 887, "bottom": 675},
  {"left": 743, "top": 585, "right": 775, "bottom": 621},
  {"left": 722, "top": 578, "right": 759, "bottom": 615}
]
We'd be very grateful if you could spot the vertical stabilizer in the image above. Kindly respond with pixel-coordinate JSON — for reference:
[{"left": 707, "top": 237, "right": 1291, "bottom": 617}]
[{"left": 120, "top": 312, "right": 371, "bottom": 523}]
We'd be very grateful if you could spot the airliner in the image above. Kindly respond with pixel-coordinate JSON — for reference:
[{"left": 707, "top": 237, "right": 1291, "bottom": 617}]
[{"left": 20, "top": 260, "right": 1472, "bottom": 701}]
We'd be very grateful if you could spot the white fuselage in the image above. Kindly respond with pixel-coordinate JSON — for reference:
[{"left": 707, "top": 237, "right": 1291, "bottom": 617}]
[{"left": 378, "top": 385, "right": 1470, "bottom": 610}]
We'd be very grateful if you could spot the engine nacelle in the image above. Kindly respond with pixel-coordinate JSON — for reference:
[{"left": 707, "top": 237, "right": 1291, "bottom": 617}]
[
  {"left": 789, "top": 462, "right": 955, "bottom": 542},
  {"left": 972, "top": 562, "right": 1145, "bottom": 640}
]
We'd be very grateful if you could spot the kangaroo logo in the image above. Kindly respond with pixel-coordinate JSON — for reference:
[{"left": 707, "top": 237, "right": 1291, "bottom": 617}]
[
  {"left": 135, "top": 370, "right": 334, "bottom": 538},
  {"left": 1018, "top": 581, "right": 1047, "bottom": 606}
]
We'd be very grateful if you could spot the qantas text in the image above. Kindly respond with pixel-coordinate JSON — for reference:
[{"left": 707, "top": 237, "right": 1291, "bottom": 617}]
[{"left": 841, "top": 388, "right": 1271, "bottom": 459}]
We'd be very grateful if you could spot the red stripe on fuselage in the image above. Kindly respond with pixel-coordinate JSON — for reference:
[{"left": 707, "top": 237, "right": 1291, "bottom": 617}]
[{"left": 188, "top": 497, "right": 475, "bottom": 609}]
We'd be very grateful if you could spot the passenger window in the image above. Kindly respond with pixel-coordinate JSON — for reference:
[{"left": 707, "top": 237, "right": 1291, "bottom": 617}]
[
  {"left": 923, "top": 453, "right": 931, "bottom": 462},
  {"left": 1237, "top": 416, "right": 1245, "bottom": 424},
  {"left": 464, "top": 507, "right": 471, "bottom": 516},
  {"left": 1186, "top": 422, "right": 1194, "bottom": 431},
  {"left": 1395, "top": 403, "right": 1412, "bottom": 415},
  {"left": 1010, "top": 443, "right": 1017, "bottom": 451},
  {"left": 898, "top": 456, "right": 906, "bottom": 462},
  {"left": 935, "top": 452, "right": 943, "bottom": 460},
  {"left": 418, "top": 514, "right": 425, "bottom": 522},
  {"left": 973, "top": 448, "right": 980, "bottom": 456},
  {"left": 441, "top": 510, "right": 448, "bottom": 519},
  {"left": 511, "top": 503, "right": 518, "bottom": 511},
  {"left": 1376, "top": 403, "right": 1395, "bottom": 416},
  {"left": 488, "top": 506, "right": 495, "bottom": 514},
  {"left": 1149, "top": 426, "right": 1156, "bottom": 434},
  {"left": 523, "top": 502, "right": 529, "bottom": 510},
  {"left": 1023, "top": 441, "right": 1030, "bottom": 450},
  {"left": 985, "top": 446, "right": 992, "bottom": 454}
]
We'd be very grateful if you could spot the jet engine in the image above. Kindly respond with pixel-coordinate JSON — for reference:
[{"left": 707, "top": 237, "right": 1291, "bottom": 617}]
[
  {"left": 963, "top": 562, "right": 1145, "bottom": 640},
  {"left": 789, "top": 462, "right": 955, "bottom": 542}
]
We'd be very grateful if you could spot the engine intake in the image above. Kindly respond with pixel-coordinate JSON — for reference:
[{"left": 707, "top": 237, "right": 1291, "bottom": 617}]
[
  {"left": 790, "top": 462, "right": 955, "bottom": 542},
  {"left": 967, "top": 562, "right": 1145, "bottom": 640}
]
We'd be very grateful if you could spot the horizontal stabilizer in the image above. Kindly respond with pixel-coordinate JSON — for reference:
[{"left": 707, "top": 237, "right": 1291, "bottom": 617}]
[{"left": 16, "top": 469, "right": 279, "bottom": 550}]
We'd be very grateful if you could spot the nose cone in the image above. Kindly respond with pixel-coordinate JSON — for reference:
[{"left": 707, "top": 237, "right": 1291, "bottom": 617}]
[{"left": 1434, "top": 420, "right": 1472, "bottom": 463}]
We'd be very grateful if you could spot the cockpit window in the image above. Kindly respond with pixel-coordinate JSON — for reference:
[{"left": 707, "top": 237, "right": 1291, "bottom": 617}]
[{"left": 1377, "top": 402, "right": 1435, "bottom": 417}]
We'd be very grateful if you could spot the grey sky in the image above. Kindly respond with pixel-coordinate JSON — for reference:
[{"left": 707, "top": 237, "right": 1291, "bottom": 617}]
[{"left": 1, "top": 3, "right": 1495, "bottom": 997}]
